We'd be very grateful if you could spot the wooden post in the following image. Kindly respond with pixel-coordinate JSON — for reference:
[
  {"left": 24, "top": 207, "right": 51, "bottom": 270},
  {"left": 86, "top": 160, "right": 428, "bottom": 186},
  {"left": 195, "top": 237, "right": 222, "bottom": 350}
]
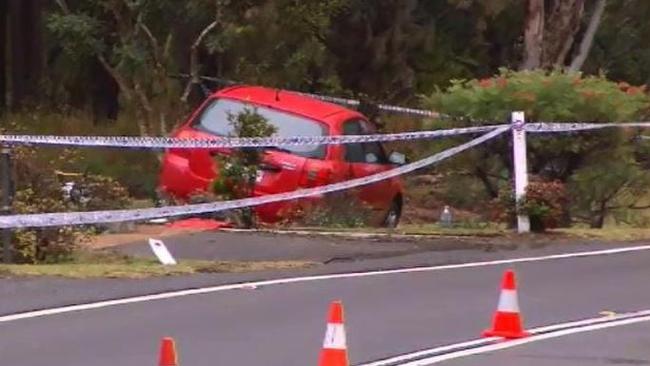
[
  {"left": 512, "top": 112, "right": 530, "bottom": 234},
  {"left": 1, "top": 147, "right": 13, "bottom": 262}
]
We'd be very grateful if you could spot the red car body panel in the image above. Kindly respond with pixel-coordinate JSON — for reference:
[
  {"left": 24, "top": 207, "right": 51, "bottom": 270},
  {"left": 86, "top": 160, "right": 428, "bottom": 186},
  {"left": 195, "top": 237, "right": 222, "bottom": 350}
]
[{"left": 159, "top": 86, "right": 403, "bottom": 224}]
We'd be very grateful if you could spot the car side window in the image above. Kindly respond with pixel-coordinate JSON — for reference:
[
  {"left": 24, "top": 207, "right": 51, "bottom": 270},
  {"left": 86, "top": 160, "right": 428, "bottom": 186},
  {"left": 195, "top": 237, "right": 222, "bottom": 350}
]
[
  {"left": 342, "top": 120, "right": 388, "bottom": 164},
  {"left": 343, "top": 121, "right": 366, "bottom": 163}
]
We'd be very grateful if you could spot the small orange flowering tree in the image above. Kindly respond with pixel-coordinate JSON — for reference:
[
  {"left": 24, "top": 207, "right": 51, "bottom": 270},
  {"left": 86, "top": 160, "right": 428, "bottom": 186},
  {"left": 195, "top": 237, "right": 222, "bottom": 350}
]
[{"left": 426, "top": 69, "right": 650, "bottom": 228}]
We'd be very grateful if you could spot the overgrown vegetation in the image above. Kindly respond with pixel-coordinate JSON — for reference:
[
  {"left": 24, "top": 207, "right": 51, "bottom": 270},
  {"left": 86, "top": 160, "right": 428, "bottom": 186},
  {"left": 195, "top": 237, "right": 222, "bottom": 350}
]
[
  {"left": 496, "top": 180, "right": 569, "bottom": 233},
  {"left": 0, "top": 1, "right": 650, "bottom": 268},
  {"left": 427, "top": 69, "right": 650, "bottom": 229},
  {"left": 211, "top": 107, "right": 277, "bottom": 227},
  {"left": 5, "top": 140, "right": 131, "bottom": 263},
  {"left": 280, "top": 192, "right": 375, "bottom": 229}
]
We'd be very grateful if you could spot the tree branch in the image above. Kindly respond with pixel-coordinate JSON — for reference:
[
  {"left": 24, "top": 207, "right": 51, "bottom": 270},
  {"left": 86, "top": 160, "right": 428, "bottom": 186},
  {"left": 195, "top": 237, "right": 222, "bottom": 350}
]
[
  {"left": 54, "top": 0, "right": 70, "bottom": 13},
  {"left": 97, "top": 55, "right": 134, "bottom": 101},
  {"left": 182, "top": 20, "right": 219, "bottom": 102},
  {"left": 53, "top": 0, "right": 133, "bottom": 101},
  {"left": 569, "top": 0, "right": 607, "bottom": 71}
]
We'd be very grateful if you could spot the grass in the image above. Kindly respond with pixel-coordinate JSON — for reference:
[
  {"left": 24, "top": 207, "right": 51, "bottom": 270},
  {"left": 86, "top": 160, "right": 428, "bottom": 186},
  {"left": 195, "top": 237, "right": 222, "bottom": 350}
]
[
  {"left": 552, "top": 227, "right": 650, "bottom": 241},
  {"left": 275, "top": 223, "right": 507, "bottom": 237},
  {"left": 0, "top": 251, "right": 316, "bottom": 279},
  {"left": 278, "top": 222, "right": 650, "bottom": 242}
]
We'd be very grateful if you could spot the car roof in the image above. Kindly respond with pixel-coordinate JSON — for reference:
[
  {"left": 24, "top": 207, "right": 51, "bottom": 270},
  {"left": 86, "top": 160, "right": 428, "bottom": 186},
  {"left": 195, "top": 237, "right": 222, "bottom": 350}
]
[{"left": 214, "top": 85, "right": 363, "bottom": 124}]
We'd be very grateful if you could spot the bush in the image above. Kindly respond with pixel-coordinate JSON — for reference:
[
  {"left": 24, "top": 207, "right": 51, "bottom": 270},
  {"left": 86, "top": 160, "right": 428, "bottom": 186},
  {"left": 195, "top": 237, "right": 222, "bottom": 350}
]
[
  {"left": 427, "top": 69, "right": 650, "bottom": 225},
  {"left": 428, "top": 68, "right": 648, "bottom": 124},
  {"left": 496, "top": 180, "right": 568, "bottom": 233},
  {"left": 212, "top": 107, "right": 277, "bottom": 228},
  {"left": 568, "top": 152, "right": 650, "bottom": 228},
  {"left": 279, "top": 192, "right": 374, "bottom": 228},
  {"left": 5, "top": 144, "right": 131, "bottom": 263}
]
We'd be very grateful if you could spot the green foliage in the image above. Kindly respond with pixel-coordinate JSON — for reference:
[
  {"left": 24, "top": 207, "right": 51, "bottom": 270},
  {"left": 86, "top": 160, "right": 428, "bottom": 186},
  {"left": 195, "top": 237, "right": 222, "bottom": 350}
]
[
  {"left": 585, "top": 0, "right": 650, "bottom": 87},
  {"left": 427, "top": 69, "right": 650, "bottom": 226},
  {"left": 569, "top": 152, "right": 650, "bottom": 228},
  {"left": 496, "top": 180, "right": 568, "bottom": 233},
  {"left": 440, "top": 173, "right": 491, "bottom": 209},
  {"left": 212, "top": 107, "right": 277, "bottom": 227},
  {"left": 46, "top": 13, "right": 104, "bottom": 60},
  {"left": 283, "top": 193, "right": 372, "bottom": 229},
  {"left": 4, "top": 136, "right": 131, "bottom": 263},
  {"left": 428, "top": 69, "right": 648, "bottom": 123}
]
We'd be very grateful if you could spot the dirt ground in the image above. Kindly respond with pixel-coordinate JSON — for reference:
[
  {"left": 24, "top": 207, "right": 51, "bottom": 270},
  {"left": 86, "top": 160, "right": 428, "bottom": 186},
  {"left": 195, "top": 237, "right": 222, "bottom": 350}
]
[{"left": 86, "top": 225, "right": 198, "bottom": 249}]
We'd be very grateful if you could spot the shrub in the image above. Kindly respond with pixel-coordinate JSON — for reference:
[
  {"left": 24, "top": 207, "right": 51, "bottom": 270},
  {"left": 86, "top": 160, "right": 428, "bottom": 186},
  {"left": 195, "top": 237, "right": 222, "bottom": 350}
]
[
  {"left": 568, "top": 152, "right": 650, "bottom": 228},
  {"left": 212, "top": 107, "right": 277, "bottom": 228},
  {"left": 496, "top": 180, "right": 568, "bottom": 233},
  {"left": 4, "top": 143, "right": 131, "bottom": 263},
  {"left": 278, "top": 192, "right": 374, "bottom": 228},
  {"left": 427, "top": 69, "right": 650, "bottom": 225}
]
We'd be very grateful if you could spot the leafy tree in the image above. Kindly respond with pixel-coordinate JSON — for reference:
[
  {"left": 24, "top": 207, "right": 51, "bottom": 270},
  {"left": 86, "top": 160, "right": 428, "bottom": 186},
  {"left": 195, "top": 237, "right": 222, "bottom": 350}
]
[
  {"left": 48, "top": 0, "right": 187, "bottom": 135},
  {"left": 569, "top": 150, "right": 650, "bottom": 228},
  {"left": 583, "top": 0, "right": 650, "bottom": 86},
  {"left": 427, "top": 69, "right": 649, "bottom": 225}
]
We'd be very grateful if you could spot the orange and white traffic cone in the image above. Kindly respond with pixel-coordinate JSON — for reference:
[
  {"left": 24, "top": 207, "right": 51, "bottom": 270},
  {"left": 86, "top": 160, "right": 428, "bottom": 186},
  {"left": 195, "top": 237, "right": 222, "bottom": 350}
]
[
  {"left": 482, "top": 269, "right": 530, "bottom": 339},
  {"left": 159, "top": 337, "right": 179, "bottom": 366},
  {"left": 318, "top": 301, "right": 349, "bottom": 366}
]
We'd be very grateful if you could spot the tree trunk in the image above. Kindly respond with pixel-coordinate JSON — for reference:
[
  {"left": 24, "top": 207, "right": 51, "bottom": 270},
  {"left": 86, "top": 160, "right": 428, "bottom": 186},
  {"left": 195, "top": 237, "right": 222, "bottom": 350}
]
[
  {"left": 7, "top": 0, "right": 44, "bottom": 108},
  {"left": 589, "top": 202, "right": 607, "bottom": 228},
  {"left": 541, "top": 0, "right": 585, "bottom": 68},
  {"left": 521, "top": 0, "right": 545, "bottom": 70},
  {"left": 475, "top": 167, "right": 499, "bottom": 199},
  {"left": 569, "top": 0, "right": 607, "bottom": 71}
]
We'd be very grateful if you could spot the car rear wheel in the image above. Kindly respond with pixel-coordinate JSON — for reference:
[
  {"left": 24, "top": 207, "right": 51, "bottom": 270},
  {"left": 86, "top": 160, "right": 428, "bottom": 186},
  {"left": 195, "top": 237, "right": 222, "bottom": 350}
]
[{"left": 382, "top": 197, "right": 402, "bottom": 228}]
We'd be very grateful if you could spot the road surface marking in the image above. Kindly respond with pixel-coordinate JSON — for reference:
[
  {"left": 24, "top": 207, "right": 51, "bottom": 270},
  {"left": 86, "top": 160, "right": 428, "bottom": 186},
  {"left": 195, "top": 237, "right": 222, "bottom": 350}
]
[
  {"left": 0, "top": 245, "right": 649, "bottom": 323},
  {"left": 359, "top": 310, "right": 650, "bottom": 366}
]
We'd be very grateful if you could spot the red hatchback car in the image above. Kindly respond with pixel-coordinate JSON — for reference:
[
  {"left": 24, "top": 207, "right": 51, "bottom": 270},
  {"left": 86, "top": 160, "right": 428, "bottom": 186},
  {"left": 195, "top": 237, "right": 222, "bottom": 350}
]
[{"left": 159, "top": 86, "right": 405, "bottom": 227}]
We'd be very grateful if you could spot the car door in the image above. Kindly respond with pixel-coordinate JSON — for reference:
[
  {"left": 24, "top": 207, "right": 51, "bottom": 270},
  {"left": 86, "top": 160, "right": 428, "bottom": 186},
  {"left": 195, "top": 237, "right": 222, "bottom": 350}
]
[{"left": 342, "top": 119, "right": 394, "bottom": 213}]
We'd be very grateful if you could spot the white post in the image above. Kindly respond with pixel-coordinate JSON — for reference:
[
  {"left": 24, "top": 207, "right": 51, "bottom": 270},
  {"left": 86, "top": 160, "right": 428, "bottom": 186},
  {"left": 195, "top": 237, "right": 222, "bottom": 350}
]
[{"left": 512, "top": 111, "right": 530, "bottom": 234}]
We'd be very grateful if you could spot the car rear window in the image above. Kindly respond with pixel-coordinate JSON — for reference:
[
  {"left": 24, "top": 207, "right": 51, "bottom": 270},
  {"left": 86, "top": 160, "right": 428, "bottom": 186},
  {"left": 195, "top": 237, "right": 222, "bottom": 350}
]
[{"left": 192, "top": 98, "right": 328, "bottom": 159}]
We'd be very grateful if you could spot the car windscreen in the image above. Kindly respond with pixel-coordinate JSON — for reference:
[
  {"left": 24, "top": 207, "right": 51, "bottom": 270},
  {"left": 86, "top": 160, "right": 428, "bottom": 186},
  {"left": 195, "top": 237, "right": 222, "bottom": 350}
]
[{"left": 192, "top": 98, "right": 328, "bottom": 159}]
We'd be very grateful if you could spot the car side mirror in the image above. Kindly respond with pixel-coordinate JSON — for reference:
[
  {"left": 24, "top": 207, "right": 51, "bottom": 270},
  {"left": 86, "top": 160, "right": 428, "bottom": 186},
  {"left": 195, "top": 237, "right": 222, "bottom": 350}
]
[{"left": 388, "top": 151, "right": 407, "bottom": 165}]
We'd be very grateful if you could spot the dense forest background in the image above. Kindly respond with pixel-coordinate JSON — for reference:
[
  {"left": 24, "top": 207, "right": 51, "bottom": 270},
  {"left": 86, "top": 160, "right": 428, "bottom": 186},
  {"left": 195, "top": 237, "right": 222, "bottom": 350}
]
[
  {"left": 2, "top": 0, "right": 649, "bottom": 126},
  {"left": 2, "top": 0, "right": 650, "bottom": 233}
]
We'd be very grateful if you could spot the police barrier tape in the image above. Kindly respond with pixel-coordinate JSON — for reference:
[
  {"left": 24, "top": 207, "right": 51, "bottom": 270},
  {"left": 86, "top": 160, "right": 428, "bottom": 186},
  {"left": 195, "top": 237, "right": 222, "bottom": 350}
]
[
  {"left": 295, "top": 92, "right": 441, "bottom": 118},
  {"left": 0, "top": 125, "right": 506, "bottom": 149},
  {"left": 526, "top": 122, "right": 650, "bottom": 133},
  {"left": 177, "top": 74, "right": 443, "bottom": 119},
  {"left": 3, "top": 122, "right": 650, "bottom": 149},
  {"left": 0, "top": 127, "right": 509, "bottom": 229}
]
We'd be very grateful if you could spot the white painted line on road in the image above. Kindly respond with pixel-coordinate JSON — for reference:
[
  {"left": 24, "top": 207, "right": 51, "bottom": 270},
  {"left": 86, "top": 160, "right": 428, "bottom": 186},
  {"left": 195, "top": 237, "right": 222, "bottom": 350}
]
[
  {"left": 359, "top": 310, "right": 650, "bottom": 366},
  {"left": 396, "top": 311, "right": 650, "bottom": 365},
  {"left": 1, "top": 245, "right": 650, "bottom": 323},
  {"left": 358, "top": 338, "right": 497, "bottom": 366}
]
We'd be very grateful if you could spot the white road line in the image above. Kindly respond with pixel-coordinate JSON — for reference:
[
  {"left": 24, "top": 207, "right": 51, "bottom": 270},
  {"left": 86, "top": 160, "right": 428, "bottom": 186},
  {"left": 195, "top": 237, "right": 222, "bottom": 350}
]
[
  {"left": 1, "top": 244, "right": 649, "bottom": 324},
  {"left": 394, "top": 311, "right": 650, "bottom": 365},
  {"left": 359, "top": 310, "right": 650, "bottom": 366},
  {"left": 359, "top": 339, "right": 498, "bottom": 366}
]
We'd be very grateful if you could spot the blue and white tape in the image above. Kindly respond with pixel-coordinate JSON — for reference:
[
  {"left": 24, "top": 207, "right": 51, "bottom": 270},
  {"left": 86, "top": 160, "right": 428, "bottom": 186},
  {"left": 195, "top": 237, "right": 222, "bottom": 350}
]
[
  {"left": 0, "top": 127, "right": 509, "bottom": 229},
  {"left": 526, "top": 122, "right": 650, "bottom": 133},
  {"left": 298, "top": 92, "right": 441, "bottom": 118},
  {"left": 3, "top": 122, "right": 650, "bottom": 150},
  {"left": 0, "top": 125, "right": 506, "bottom": 149}
]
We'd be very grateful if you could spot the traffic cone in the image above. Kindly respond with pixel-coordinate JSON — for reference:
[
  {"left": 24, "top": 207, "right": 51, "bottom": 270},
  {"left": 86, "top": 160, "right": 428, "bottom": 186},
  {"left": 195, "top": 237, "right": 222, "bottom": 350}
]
[
  {"left": 318, "top": 301, "right": 349, "bottom": 366},
  {"left": 482, "top": 269, "right": 530, "bottom": 339},
  {"left": 159, "top": 337, "right": 179, "bottom": 366}
]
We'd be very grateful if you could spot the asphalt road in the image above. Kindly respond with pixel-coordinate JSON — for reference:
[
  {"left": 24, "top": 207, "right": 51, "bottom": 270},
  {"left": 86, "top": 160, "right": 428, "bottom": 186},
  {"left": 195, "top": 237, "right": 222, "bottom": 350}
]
[
  {"left": 1, "top": 242, "right": 650, "bottom": 366},
  {"left": 447, "top": 323, "right": 650, "bottom": 366}
]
